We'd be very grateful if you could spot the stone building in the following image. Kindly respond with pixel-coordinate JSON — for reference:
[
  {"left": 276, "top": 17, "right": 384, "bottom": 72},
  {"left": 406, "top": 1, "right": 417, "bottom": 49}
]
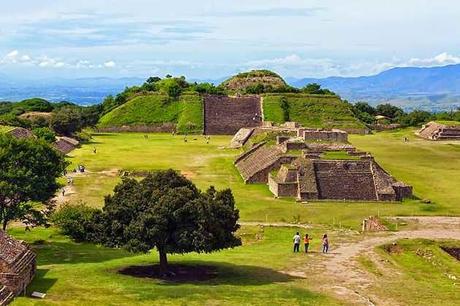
[
  {"left": 0, "top": 231, "right": 36, "bottom": 305},
  {"left": 416, "top": 121, "right": 460, "bottom": 140},
  {"left": 5, "top": 128, "right": 34, "bottom": 139},
  {"left": 53, "top": 137, "right": 80, "bottom": 154},
  {"left": 234, "top": 125, "right": 412, "bottom": 202}
]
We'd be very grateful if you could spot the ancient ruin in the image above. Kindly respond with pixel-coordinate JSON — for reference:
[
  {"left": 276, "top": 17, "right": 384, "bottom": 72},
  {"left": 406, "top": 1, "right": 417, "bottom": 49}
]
[
  {"left": 416, "top": 121, "right": 460, "bottom": 140},
  {"left": 0, "top": 231, "right": 36, "bottom": 305},
  {"left": 5, "top": 128, "right": 34, "bottom": 139},
  {"left": 203, "top": 95, "right": 262, "bottom": 135},
  {"left": 234, "top": 124, "right": 412, "bottom": 202},
  {"left": 53, "top": 137, "right": 80, "bottom": 154}
]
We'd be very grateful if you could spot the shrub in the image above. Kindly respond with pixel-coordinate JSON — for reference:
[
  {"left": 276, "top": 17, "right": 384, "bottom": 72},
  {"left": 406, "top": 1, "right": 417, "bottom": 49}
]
[
  {"left": 32, "top": 127, "right": 56, "bottom": 143},
  {"left": 51, "top": 203, "right": 98, "bottom": 242}
]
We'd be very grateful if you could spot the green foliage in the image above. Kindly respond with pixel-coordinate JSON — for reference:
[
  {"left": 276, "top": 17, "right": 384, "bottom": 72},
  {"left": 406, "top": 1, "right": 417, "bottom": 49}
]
[
  {"left": 280, "top": 97, "right": 290, "bottom": 121},
  {"left": 50, "top": 106, "right": 83, "bottom": 136},
  {"left": 52, "top": 203, "right": 99, "bottom": 242},
  {"left": 14, "top": 98, "right": 54, "bottom": 114},
  {"left": 32, "top": 127, "right": 56, "bottom": 143},
  {"left": 0, "top": 134, "right": 67, "bottom": 229},
  {"left": 232, "top": 70, "right": 282, "bottom": 79},
  {"left": 74, "top": 169, "right": 241, "bottom": 273},
  {"left": 263, "top": 94, "right": 365, "bottom": 130},
  {"left": 399, "top": 110, "right": 433, "bottom": 127},
  {"left": 376, "top": 103, "right": 405, "bottom": 120},
  {"left": 351, "top": 102, "right": 376, "bottom": 125},
  {"left": 301, "top": 83, "right": 336, "bottom": 95},
  {"left": 99, "top": 93, "right": 203, "bottom": 134}
]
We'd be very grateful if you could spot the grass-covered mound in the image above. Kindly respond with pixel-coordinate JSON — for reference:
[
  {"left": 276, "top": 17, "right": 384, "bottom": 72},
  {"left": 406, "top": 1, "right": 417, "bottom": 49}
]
[
  {"left": 221, "top": 70, "right": 289, "bottom": 93},
  {"left": 98, "top": 93, "right": 203, "bottom": 134},
  {"left": 263, "top": 93, "right": 366, "bottom": 131}
]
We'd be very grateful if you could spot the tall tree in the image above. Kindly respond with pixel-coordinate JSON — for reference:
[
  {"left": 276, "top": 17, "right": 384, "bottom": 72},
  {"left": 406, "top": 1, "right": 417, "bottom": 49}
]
[
  {"left": 0, "top": 135, "right": 67, "bottom": 230},
  {"left": 92, "top": 169, "right": 241, "bottom": 275}
]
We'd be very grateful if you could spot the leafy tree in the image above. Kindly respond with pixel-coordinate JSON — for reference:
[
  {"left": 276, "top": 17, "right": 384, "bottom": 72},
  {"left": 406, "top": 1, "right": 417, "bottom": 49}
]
[
  {"left": 83, "top": 170, "right": 241, "bottom": 275},
  {"left": 32, "top": 127, "right": 56, "bottom": 143},
  {"left": 50, "top": 106, "right": 82, "bottom": 136},
  {"left": 400, "top": 110, "right": 433, "bottom": 127},
  {"left": 52, "top": 203, "right": 99, "bottom": 242},
  {"left": 353, "top": 102, "right": 376, "bottom": 116},
  {"left": 80, "top": 104, "right": 103, "bottom": 127},
  {"left": 375, "top": 104, "right": 405, "bottom": 120},
  {"left": 301, "top": 83, "right": 335, "bottom": 95},
  {"left": 0, "top": 135, "right": 67, "bottom": 230}
]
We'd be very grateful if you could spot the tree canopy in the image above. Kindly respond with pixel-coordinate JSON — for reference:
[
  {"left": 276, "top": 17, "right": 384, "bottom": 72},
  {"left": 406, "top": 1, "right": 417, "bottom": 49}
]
[
  {"left": 57, "top": 169, "right": 241, "bottom": 275},
  {"left": 0, "top": 134, "right": 67, "bottom": 230}
]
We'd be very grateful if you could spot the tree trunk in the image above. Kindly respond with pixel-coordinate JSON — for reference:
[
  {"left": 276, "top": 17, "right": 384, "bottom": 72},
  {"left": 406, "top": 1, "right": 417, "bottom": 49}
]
[
  {"left": 158, "top": 249, "right": 168, "bottom": 276},
  {"left": 2, "top": 218, "right": 7, "bottom": 231}
]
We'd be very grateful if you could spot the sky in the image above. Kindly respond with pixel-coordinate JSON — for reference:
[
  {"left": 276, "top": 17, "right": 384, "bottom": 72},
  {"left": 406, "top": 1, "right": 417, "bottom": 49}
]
[{"left": 0, "top": 0, "right": 460, "bottom": 80}]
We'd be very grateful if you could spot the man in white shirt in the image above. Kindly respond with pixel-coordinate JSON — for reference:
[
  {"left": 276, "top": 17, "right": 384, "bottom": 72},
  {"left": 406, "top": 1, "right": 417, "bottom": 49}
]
[{"left": 293, "top": 232, "right": 301, "bottom": 253}]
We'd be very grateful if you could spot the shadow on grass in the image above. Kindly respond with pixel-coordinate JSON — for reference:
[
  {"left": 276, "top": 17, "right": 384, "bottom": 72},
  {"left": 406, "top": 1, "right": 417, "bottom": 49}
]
[
  {"left": 118, "top": 261, "right": 303, "bottom": 286},
  {"left": 32, "top": 241, "right": 135, "bottom": 265},
  {"left": 27, "top": 269, "right": 57, "bottom": 294}
]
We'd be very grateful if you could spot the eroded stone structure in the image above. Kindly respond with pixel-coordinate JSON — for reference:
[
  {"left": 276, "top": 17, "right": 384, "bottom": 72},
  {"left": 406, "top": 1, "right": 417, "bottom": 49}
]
[
  {"left": 416, "top": 121, "right": 460, "bottom": 140},
  {"left": 204, "top": 95, "right": 262, "bottom": 135},
  {"left": 6, "top": 128, "right": 33, "bottom": 139},
  {"left": 0, "top": 231, "right": 36, "bottom": 305},
  {"left": 53, "top": 137, "right": 80, "bottom": 154},
  {"left": 234, "top": 124, "right": 412, "bottom": 202}
]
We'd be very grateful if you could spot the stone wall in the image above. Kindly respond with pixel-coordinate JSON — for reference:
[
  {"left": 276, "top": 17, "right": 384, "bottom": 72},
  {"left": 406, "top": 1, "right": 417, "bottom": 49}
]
[
  {"left": 313, "top": 160, "right": 378, "bottom": 201},
  {"left": 204, "top": 95, "right": 262, "bottom": 135},
  {"left": 417, "top": 121, "right": 460, "bottom": 140},
  {"left": 299, "top": 128, "right": 348, "bottom": 142}
]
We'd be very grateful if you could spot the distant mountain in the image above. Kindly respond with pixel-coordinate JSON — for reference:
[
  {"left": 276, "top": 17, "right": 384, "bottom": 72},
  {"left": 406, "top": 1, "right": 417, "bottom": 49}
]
[
  {"left": 289, "top": 64, "right": 460, "bottom": 112},
  {"left": 0, "top": 77, "right": 144, "bottom": 105}
]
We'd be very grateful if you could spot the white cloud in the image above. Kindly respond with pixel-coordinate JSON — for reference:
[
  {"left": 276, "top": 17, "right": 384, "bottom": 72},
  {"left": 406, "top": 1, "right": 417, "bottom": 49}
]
[
  {"left": 406, "top": 52, "right": 460, "bottom": 67},
  {"left": 0, "top": 50, "right": 117, "bottom": 70},
  {"left": 104, "top": 60, "right": 116, "bottom": 68}
]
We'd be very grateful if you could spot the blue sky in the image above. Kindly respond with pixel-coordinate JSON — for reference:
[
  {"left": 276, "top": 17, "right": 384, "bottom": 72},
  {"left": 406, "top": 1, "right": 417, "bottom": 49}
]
[{"left": 0, "top": 0, "right": 459, "bottom": 79}]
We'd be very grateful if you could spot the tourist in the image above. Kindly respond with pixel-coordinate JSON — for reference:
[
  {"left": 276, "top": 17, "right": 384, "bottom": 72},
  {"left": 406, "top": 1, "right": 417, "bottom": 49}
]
[
  {"left": 62, "top": 188, "right": 65, "bottom": 197},
  {"left": 304, "top": 234, "right": 312, "bottom": 253},
  {"left": 322, "top": 234, "right": 329, "bottom": 253},
  {"left": 293, "top": 232, "right": 301, "bottom": 253},
  {"left": 93, "top": 147, "right": 97, "bottom": 154}
]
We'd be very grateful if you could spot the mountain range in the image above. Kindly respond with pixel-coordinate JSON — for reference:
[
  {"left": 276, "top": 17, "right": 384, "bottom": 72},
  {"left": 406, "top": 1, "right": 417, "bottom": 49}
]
[{"left": 1, "top": 64, "right": 460, "bottom": 111}]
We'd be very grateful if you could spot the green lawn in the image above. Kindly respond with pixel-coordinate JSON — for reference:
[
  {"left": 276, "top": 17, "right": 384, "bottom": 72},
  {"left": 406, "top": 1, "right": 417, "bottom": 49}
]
[
  {"left": 6, "top": 129, "right": 460, "bottom": 305},
  {"left": 262, "top": 94, "right": 365, "bottom": 131},
  {"left": 10, "top": 226, "right": 340, "bottom": 306},
  {"left": 358, "top": 239, "right": 460, "bottom": 305},
  {"left": 98, "top": 93, "right": 203, "bottom": 133}
]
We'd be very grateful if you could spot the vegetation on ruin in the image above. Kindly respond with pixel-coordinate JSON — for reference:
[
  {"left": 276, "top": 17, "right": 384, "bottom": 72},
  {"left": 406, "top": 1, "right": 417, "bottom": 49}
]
[
  {"left": 98, "top": 93, "right": 203, "bottom": 133},
  {"left": 356, "top": 239, "right": 460, "bottom": 305},
  {"left": 0, "top": 125, "right": 14, "bottom": 133},
  {"left": 321, "top": 151, "right": 360, "bottom": 160},
  {"left": 263, "top": 94, "right": 366, "bottom": 130}
]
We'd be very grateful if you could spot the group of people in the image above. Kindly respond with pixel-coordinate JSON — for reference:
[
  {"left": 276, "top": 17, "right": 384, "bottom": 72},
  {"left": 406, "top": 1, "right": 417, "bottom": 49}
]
[{"left": 292, "top": 232, "right": 329, "bottom": 254}]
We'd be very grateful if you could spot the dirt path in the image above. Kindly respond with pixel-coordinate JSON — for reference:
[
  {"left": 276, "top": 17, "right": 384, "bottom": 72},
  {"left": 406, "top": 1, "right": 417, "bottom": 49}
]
[{"left": 272, "top": 217, "right": 460, "bottom": 306}]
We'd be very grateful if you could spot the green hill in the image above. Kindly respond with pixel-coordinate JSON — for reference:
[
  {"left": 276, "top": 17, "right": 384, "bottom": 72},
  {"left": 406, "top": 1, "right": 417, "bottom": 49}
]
[
  {"left": 221, "top": 70, "right": 289, "bottom": 93},
  {"left": 98, "top": 93, "right": 203, "bottom": 134},
  {"left": 263, "top": 93, "right": 366, "bottom": 131},
  {"left": 0, "top": 125, "right": 14, "bottom": 134}
]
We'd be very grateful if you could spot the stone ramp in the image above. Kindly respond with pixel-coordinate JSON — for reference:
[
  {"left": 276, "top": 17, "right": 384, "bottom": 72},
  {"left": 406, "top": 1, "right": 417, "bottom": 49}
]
[
  {"left": 230, "top": 128, "right": 254, "bottom": 148},
  {"left": 0, "top": 286, "right": 14, "bottom": 306},
  {"left": 204, "top": 95, "right": 262, "bottom": 135},
  {"left": 235, "top": 143, "right": 284, "bottom": 183}
]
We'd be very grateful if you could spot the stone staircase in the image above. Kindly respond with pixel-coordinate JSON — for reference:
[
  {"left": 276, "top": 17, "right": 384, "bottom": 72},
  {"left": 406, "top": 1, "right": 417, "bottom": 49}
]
[{"left": 0, "top": 285, "right": 14, "bottom": 306}]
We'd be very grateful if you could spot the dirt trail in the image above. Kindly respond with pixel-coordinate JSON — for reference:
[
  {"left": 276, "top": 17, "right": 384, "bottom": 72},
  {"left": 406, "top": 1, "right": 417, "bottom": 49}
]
[{"left": 258, "top": 217, "right": 460, "bottom": 306}]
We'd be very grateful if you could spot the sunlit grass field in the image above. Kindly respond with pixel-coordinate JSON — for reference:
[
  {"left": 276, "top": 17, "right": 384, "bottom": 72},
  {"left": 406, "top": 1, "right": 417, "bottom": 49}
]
[{"left": 8, "top": 128, "right": 460, "bottom": 305}]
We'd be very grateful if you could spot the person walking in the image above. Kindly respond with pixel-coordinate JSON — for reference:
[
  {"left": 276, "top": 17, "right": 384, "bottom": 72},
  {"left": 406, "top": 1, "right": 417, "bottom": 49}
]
[
  {"left": 293, "top": 232, "right": 301, "bottom": 253},
  {"left": 322, "top": 234, "right": 329, "bottom": 253},
  {"left": 304, "top": 234, "right": 312, "bottom": 253}
]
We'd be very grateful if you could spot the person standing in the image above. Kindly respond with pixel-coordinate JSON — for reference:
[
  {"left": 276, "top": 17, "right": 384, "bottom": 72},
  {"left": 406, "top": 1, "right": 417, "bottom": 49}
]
[
  {"left": 304, "top": 234, "right": 312, "bottom": 253},
  {"left": 322, "top": 234, "right": 329, "bottom": 253},
  {"left": 293, "top": 232, "right": 301, "bottom": 253}
]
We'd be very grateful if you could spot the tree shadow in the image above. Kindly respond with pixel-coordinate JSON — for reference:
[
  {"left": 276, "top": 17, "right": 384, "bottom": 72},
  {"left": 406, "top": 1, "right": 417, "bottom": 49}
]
[
  {"left": 26, "top": 269, "right": 57, "bottom": 295},
  {"left": 31, "top": 241, "right": 135, "bottom": 265},
  {"left": 117, "top": 261, "right": 303, "bottom": 286}
]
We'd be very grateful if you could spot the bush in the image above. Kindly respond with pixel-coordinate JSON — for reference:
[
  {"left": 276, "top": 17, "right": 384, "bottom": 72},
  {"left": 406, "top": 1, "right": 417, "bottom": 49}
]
[
  {"left": 32, "top": 127, "right": 56, "bottom": 143},
  {"left": 51, "top": 203, "right": 98, "bottom": 242}
]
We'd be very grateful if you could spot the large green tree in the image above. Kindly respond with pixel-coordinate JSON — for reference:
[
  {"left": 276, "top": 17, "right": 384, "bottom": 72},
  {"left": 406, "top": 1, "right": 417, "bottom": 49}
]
[
  {"left": 92, "top": 169, "right": 241, "bottom": 275},
  {"left": 0, "top": 135, "right": 67, "bottom": 230},
  {"left": 50, "top": 106, "right": 82, "bottom": 136}
]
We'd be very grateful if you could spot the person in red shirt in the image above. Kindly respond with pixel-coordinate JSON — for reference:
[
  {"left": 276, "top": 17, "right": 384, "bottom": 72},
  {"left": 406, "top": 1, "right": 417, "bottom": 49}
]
[{"left": 304, "top": 234, "right": 312, "bottom": 253}]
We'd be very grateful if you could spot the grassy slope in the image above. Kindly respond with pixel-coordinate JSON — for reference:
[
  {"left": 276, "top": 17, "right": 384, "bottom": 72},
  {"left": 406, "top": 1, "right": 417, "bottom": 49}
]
[
  {"left": 0, "top": 125, "right": 14, "bottom": 133},
  {"left": 98, "top": 93, "right": 203, "bottom": 133},
  {"left": 359, "top": 239, "right": 460, "bottom": 305},
  {"left": 11, "top": 226, "right": 339, "bottom": 306},
  {"left": 263, "top": 94, "right": 365, "bottom": 130}
]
